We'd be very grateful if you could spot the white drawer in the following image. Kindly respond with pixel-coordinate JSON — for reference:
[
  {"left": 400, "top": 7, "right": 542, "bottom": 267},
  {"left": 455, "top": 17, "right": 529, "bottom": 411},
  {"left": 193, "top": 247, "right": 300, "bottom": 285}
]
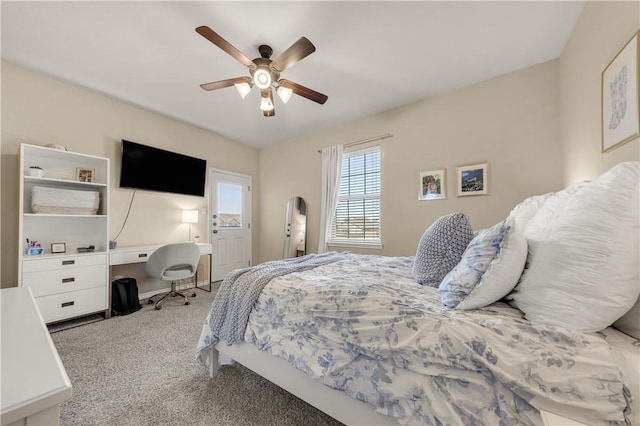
[
  {"left": 24, "top": 264, "right": 106, "bottom": 297},
  {"left": 23, "top": 253, "right": 106, "bottom": 273},
  {"left": 35, "top": 287, "right": 107, "bottom": 324},
  {"left": 110, "top": 249, "right": 155, "bottom": 265}
]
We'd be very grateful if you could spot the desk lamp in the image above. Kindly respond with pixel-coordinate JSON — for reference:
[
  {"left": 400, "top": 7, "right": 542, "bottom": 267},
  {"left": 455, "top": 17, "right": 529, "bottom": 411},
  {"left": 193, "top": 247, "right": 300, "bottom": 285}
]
[{"left": 182, "top": 210, "right": 198, "bottom": 242}]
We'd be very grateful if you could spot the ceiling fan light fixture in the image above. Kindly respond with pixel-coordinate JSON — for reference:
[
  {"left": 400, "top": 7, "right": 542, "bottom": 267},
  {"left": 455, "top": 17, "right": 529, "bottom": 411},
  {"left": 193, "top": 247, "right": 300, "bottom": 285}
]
[
  {"left": 196, "top": 26, "right": 328, "bottom": 116},
  {"left": 234, "top": 81, "right": 252, "bottom": 99},
  {"left": 254, "top": 68, "right": 272, "bottom": 89},
  {"left": 277, "top": 85, "right": 293, "bottom": 104},
  {"left": 260, "top": 89, "right": 275, "bottom": 112}
]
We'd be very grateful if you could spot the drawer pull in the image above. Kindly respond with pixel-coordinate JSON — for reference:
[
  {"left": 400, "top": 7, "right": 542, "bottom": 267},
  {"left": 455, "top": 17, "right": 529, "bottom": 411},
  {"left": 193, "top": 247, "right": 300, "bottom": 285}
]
[
  {"left": 62, "top": 260, "right": 75, "bottom": 266},
  {"left": 61, "top": 301, "right": 75, "bottom": 308},
  {"left": 61, "top": 277, "right": 75, "bottom": 283},
  {"left": 138, "top": 253, "right": 148, "bottom": 258}
]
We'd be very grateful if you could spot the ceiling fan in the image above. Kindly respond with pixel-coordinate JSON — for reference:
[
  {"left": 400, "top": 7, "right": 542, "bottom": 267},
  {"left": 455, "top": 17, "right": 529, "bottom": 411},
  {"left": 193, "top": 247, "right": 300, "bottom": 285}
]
[{"left": 196, "top": 26, "right": 328, "bottom": 117}]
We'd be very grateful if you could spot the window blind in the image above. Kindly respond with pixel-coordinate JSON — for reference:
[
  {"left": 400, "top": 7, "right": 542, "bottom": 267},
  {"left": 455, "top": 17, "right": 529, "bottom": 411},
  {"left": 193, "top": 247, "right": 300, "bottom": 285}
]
[{"left": 331, "top": 147, "right": 381, "bottom": 243}]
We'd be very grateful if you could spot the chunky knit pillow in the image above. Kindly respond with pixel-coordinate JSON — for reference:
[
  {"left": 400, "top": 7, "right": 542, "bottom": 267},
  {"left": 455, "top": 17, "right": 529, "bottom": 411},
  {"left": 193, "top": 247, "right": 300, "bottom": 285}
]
[{"left": 412, "top": 212, "right": 474, "bottom": 287}]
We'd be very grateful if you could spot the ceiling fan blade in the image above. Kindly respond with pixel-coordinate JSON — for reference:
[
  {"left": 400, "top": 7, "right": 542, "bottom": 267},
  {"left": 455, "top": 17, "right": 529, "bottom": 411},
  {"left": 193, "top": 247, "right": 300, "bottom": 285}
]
[
  {"left": 271, "top": 37, "right": 316, "bottom": 72},
  {"left": 200, "top": 77, "right": 251, "bottom": 91},
  {"left": 196, "top": 26, "right": 254, "bottom": 68},
  {"left": 280, "top": 79, "right": 328, "bottom": 105}
]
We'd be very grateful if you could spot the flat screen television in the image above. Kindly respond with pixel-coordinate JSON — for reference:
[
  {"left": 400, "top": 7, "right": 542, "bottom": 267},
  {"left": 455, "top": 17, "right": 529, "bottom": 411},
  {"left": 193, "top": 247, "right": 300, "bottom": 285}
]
[{"left": 119, "top": 140, "right": 207, "bottom": 197}]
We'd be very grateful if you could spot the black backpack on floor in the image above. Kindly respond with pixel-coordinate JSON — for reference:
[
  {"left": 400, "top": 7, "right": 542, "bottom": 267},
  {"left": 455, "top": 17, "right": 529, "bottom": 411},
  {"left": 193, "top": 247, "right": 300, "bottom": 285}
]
[{"left": 111, "top": 277, "right": 142, "bottom": 316}]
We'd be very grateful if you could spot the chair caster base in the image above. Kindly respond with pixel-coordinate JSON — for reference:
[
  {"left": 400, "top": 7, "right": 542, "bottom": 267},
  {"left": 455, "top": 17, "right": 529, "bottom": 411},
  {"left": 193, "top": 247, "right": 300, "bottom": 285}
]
[{"left": 155, "top": 305, "right": 162, "bottom": 310}]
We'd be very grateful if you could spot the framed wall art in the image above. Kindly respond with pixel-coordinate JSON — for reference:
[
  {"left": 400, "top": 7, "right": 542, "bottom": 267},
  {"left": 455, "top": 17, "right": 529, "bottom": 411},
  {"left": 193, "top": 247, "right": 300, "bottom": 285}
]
[
  {"left": 76, "top": 167, "right": 95, "bottom": 183},
  {"left": 457, "top": 162, "right": 488, "bottom": 196},
  {"left": 418, "top": 169, "right": 446, "bottom": 200},
  {"left": 602, "top": 30, "right": 639, "bottom": 153}
]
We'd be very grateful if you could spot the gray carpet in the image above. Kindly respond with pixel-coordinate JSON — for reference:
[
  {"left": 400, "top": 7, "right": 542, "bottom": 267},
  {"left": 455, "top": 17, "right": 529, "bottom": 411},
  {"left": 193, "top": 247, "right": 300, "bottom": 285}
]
[{"left": 50, "top": 286, "right": 343, "bottom": 426}]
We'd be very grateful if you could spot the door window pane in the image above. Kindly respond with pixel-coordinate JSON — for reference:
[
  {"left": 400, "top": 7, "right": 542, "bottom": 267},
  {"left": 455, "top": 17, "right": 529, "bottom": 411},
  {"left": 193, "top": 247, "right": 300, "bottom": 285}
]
[{"left": 218, "top": 183, "right": 242, "bottom": 227}]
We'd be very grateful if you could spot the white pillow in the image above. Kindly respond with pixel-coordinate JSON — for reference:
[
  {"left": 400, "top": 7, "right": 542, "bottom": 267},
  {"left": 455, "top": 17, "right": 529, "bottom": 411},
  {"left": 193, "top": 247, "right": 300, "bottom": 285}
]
[
  {"left": 508, "top": 162, "right": 640, "bottom": 332},
  {"left": 508, "top": 182, "right": 588, "bottom": 233},
  {"left": 439, "top": 217, "right": 527, "bottom": 310},
  {"left": 508, "top": 191, "right": 554, "bottom": 233}
]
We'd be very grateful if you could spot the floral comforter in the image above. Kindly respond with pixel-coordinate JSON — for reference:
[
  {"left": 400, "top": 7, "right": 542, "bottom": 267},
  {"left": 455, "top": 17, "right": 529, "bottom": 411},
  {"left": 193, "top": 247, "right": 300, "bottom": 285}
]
[{"left": 200, "top": 254, "right": 631, "bottom": 425}]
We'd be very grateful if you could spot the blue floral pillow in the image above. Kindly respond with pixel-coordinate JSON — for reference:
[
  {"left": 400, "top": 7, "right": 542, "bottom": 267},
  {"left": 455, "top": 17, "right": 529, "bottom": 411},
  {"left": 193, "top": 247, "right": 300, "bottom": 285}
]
[
  {"left": 412, "top": 212, "right": 474, "bottom": 287},
  {"left": 439, "top": 217, "right": 527, "bottom": 310}
]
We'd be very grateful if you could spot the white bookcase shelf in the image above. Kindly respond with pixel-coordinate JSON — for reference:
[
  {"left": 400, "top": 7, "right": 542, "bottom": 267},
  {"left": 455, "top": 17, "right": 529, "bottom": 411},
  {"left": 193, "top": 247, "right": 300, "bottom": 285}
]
[
  {"left": 24, "top": 213, "right": 109, "bottom": 217},
  {"left": 18, "top": 143, "right": 110, "bottom": 324},
  {"left": 24, "top": 175, "right": 108, "bottom": 186}
]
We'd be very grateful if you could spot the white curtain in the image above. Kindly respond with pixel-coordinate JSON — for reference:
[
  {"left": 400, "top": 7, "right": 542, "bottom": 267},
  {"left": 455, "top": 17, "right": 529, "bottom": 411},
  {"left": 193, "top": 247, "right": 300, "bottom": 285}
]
[{"left": 318, "top": 144, "right": 343, "bottom": 253}]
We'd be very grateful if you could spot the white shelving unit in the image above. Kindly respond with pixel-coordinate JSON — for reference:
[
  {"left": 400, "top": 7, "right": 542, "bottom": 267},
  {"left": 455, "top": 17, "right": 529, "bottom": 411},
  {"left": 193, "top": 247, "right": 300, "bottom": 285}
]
[{"left": 18, "top": 143, "right": 110, "bottom": 324}]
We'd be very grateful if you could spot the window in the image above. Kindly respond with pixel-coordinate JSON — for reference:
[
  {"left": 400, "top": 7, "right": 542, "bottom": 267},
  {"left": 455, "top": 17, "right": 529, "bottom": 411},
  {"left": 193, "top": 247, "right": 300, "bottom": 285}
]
[
  {"left": 217, "top": 182, "right": 243, "bottom": 228},
  {"left": 330, "top": 146, "right": 381, "bottom": 247}
]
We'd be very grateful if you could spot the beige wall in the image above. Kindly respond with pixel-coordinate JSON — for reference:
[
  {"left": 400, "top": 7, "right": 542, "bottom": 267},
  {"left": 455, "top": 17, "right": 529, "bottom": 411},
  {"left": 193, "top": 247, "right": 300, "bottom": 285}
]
[
  {"left": 258, "top": 60, "right": 564, "bottom": 262},
  {"left": 259, "top": 1, "right": 640, "bottom": 264},
  {"left": 1, "top": 62, "right": 259, "bottom": 289},
  {"left": 560, "top": 1, "right": 640, "bottom": 183},
  {"left": 3, "top": 0, "right": 637, "bottom": 283}
]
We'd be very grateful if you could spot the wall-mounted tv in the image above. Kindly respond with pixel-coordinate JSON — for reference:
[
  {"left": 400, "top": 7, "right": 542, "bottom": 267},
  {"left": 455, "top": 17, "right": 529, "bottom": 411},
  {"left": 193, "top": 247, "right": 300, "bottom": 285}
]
[{"left": 119, "top": 140, "right": 207, "bottom": 197}]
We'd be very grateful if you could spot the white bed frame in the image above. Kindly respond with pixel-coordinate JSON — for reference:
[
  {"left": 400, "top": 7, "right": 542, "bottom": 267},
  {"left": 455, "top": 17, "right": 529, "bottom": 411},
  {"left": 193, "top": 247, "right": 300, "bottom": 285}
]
[
  {"left": 205, "top": 344, "right": 584, "bottom": 426},
  {"left": 207, "top": 342, "right": 397, "bottom": 425}
]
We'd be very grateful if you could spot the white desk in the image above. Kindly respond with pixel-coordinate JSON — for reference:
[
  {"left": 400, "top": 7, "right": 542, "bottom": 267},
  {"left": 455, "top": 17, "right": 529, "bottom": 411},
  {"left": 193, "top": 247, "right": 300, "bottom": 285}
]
[
  {"left": 109, "top": 242, "right": 213, "bottom": 292},
  {"left": 1, "top": 287, "right": 72, "bottom": 426}
]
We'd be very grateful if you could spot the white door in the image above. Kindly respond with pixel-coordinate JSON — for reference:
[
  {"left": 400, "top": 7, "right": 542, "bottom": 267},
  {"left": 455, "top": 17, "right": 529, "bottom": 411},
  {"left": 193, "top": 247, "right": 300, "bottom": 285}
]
[{"left": 209, "top": 170, "right": 252, "bottom": 281}]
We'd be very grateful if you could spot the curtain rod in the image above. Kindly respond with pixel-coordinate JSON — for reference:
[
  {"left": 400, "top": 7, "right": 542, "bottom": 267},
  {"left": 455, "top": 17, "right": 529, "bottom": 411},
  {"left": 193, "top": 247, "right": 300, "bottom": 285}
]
[{"left": 317, "top": 133, "right": 394, "bottom": 153}]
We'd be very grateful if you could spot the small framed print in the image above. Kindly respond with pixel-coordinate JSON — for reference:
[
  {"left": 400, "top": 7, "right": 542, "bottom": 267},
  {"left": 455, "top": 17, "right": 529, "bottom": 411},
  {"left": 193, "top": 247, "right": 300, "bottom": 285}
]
[
  {"left": 602, "top": 30, "right": 639, "bottom": 153},
  {"left": 51, "top": 243, "right": 66, "bottom": 254},
  {"left": 457, "top": 162, "right": 489, "bottom": 196},
  {"left": 418, "top": 169, "right": 446, "bottom": 200},
  {"left": 76, "top": 168, "right": 95, "bottom": 183}
]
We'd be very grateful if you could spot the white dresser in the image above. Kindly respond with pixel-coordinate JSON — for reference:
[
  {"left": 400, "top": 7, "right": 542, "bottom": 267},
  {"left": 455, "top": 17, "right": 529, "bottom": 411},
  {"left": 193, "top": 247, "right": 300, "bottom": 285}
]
[
  {"left": 0, "top": 287, "right": 72, "bottom": 426},
  {"left": 22, "top": 253, "right": 109, "bottom": 324}
]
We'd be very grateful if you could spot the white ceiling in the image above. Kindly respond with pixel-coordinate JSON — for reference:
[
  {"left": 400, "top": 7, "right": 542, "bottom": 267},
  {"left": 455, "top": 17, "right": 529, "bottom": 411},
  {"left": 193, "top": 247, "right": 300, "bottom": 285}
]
[{"left": 1, "top": 1, "right": 584, "bottom": 148}]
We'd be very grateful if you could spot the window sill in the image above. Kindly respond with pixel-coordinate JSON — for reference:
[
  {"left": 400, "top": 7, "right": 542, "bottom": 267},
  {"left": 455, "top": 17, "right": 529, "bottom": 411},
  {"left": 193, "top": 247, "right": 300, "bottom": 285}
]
[{"left": 328, "top": 241, "right": 383, "bottom": 250}]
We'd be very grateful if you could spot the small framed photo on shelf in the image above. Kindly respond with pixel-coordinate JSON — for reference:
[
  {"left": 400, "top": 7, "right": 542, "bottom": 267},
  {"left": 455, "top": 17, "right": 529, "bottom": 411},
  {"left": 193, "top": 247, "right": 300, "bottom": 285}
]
[
  {"left": 51, "top": 243, "right": 66, "bottom": 254},
  {"left": 75, "top": 168, "right": 95, "bottom": 182},
  {"left": 457, "top": 162, "right": 489, "bottom": 196},
  {"left": 601, "top": 30, "right": 639, "bottom": 153},
  {"left": 418, "top": 169, "right": 446, "bottom": 200}
]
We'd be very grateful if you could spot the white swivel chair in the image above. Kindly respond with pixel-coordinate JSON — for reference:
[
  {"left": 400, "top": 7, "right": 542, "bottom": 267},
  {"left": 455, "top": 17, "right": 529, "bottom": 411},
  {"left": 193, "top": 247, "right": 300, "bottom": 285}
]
[{"left": 145, "top": 242, "right": 201, "bottom": 310}]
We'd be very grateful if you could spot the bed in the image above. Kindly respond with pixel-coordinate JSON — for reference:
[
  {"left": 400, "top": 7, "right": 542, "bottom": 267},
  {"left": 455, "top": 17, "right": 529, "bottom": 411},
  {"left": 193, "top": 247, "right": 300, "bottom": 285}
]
[{"left": 196, "top": 162, "right": 639, "bottom": 425}]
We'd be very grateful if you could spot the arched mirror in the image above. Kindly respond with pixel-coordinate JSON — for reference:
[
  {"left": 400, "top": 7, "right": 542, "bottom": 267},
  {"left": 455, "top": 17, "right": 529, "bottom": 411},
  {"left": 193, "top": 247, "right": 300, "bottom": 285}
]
[{"left": 284, "top": 196, "right": 307, "bottom": 259}]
